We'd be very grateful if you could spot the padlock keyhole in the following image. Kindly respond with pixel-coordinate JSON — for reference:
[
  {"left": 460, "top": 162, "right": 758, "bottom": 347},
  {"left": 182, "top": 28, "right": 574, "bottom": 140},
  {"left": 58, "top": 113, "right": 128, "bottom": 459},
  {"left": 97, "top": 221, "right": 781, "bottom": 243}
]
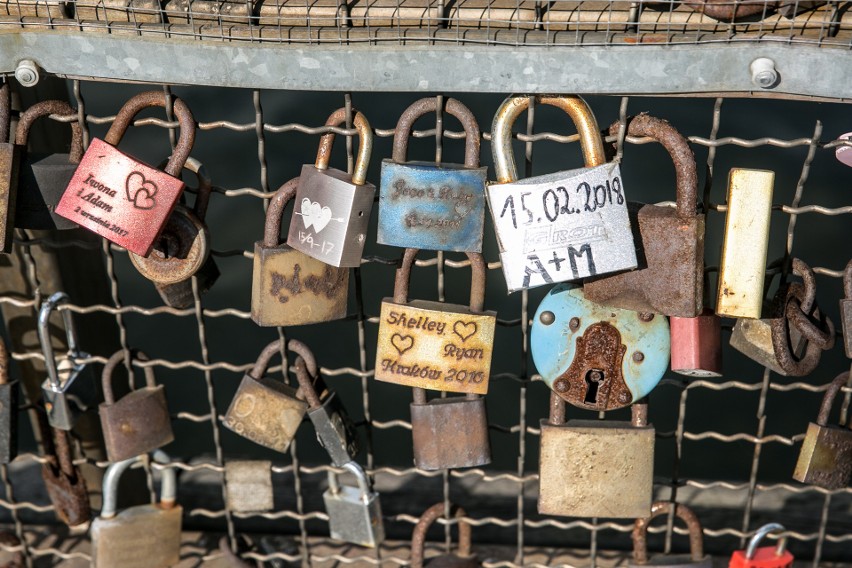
[{"left": 584, "top": 369, "right": 604, "bottom": 404}]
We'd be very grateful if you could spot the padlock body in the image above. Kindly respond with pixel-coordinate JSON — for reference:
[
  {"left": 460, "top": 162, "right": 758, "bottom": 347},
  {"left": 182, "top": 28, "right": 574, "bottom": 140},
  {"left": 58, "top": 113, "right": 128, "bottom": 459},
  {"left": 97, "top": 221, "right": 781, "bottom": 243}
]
[
  {"left": 99, "top": 385, "right": 174, "bottom": 463},
  {"left": 286, "top": 164, "right": 376, "bottom": 268},
  {"left": 486, "top": 162, "right": 637, "bottom": 292},
  {"left": 792, "top": 421, "right": 852, "bottom": 489},
  {"left": 378, "top": 160, "right": 487, "bottom": 252},
  {"left": 16, "top": 153, "right": 79, "bottom": 229},
  {"left": 670, "top": 309, "right": 722, "bottom": 377},
  {"left": 41, "top": 462, "right": 91, "bottom": 526},
  {"left": 74, "top": 0, "right": 161, "bottom": 20},
  {"left": 55, "top": 138, "right": 186, "bottom": 257},
  {"left": 840, "top": 298, "right": 852, "bottom": 359},
  {"left": 307, "top": 390, "right": 359, "bottom": 467},
  {"left": 222, "top": 374, "right": 308, "bottom": 453},
  {"left": 729, "top": 547, "right": 794, "bottom": 568},
  {"left": 91, "top": 505, "right": 182, "bottom": 568},
  {"left": 538, "top": 418, "right": 654, "bottom": 518},
  {"left": 251, "top": 242, "right": 348, "bottom": 326},
  {"left": 410, "top": 397, "right": 490, "bottom": 470},
  {"left": 0, "top": 381, "right": 18, "bottom": 464},
  {"left": 323, "top": 486, "right": 384, "bottom": 548},
  {"left": 41, "top": 359, "right": 98, "bottom": 430},
  {"left": 425, "top": 556, "right": 480, "bottom": 567},
  {"left": 225, "top": 460, "right": 274, "bottom": 513},
  {"left": 0, "top": 142, "right": 20, "bottom": 253},
  {"left": 375, "top": 299, "right": 496, "bottom": 395},
  {"left": 627, "top": 554, "right": 712, "bottom": 568},
  {"left": 729, "top": 318, "right": 805, "bottom": 376},
  {"left": 153, "top": 255, "right": 220, "bottom": 309},
  {"left": 584, "top": 204, "right": 704, "bottom": 317}
]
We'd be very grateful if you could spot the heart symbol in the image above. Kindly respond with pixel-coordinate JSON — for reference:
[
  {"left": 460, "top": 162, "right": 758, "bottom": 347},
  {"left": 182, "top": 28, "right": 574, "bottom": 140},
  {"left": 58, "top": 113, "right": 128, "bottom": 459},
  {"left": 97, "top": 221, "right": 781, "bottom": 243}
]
[
  {"left": 300, "top": 198, "right": 333, "bottom": 233},
  {"left": 453, "top": 321, "right": 477, "bottom": 342},
  {"left": 391, "top": 333, "right": 414, "bottom": 355},
  {"left": 125, "top": 171, "right": 159, "bottom": 210}
]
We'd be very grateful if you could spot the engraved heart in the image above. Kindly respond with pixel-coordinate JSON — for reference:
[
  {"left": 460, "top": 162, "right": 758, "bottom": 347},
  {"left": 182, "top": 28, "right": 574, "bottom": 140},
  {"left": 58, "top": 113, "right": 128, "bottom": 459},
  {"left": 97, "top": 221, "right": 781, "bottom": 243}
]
[
  {"left": 391, "top": 333, "right": 414, "bottom": 355},
  {"left": 125, "top": 171, "right": 159, "bottom": 210},
  {"left": 453, "top": 321, "right": 478, "bottom": 342},
  {"left": 300, "top": 198, "right": 333, "bottom": 233}
]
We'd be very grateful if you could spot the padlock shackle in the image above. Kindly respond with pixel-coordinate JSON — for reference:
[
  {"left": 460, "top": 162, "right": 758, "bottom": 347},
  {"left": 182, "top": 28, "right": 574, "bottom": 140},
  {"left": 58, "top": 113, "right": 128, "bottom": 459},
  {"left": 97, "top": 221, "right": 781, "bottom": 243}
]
[
  {"left": 104, "top": 91, "right": 196, "bottom": 178},
  {"left": 287, "top": 339, "right": 319, "bottom": 379},
  {"left": 294, "top": 356, "right": 323, "bottom": 409},
  {"left": 249, "top": 339, "right": 319, "bottom": 382},
  {"left": 816, "top": 372, "right": 851, "bottom": 427},
  {"left": 745, "top": 523, "right": 788, "bottom": 559},
  {"left": 15, "top": 100, "right": 84, "bottom": 164},
  {"left": 262, "top": 177, "right": 299, "bottom": 247},
  {"left": 844, "top": 259, "right": 852, "bottom": 299},
  {"left": 608, "top": 114, "right": 697, "bottom": 220},
  {"left": 631, "top": 400, "right": 649, "bottom": 427},
  {"left": 549, "top": 390, "right": 566, "bottom": 425},
  {"left": 791, "top": 258, "right": 817, "bottom": 315},
  {"left": 0, "top": 83, "right": 10, "bottom": 144},
  {"left": 411, "top": 502, "right": 472, "bottom": 568},
  {"left": 491, "top": 94, "right": 606, "bottom": 184},
  {"left": 314, "top": 107, "right": 372, "bottom": 186},
  {"left": 157, "top": 155, "right": 212, "bottom": 222},
  {"left": 632, "top": 501, "right": 705, "bottom": 564},
  {"left": 101, "top": 450, "right": 177, "bottom": 519},
  {"left": 38, "top": 292, "right": 83, "bottom": 391},
  {"left": 101, "top": 349, "right": 157, "bottom": 406},
  {"left": 391, "top": 97, "right": 481, "bottom": 168},
  {"left": 393, "top": 248, "right": 487, "bottom": 313},
  {"left": 326, "top": 461, "right": 373, "bottom": 502}
]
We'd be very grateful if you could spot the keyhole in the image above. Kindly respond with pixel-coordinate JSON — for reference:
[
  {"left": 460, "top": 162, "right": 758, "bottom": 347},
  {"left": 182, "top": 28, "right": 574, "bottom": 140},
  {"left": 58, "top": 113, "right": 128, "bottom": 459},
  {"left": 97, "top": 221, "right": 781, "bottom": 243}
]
[{"left": 584, "top": 369, "right": 604, "bottom": 404}]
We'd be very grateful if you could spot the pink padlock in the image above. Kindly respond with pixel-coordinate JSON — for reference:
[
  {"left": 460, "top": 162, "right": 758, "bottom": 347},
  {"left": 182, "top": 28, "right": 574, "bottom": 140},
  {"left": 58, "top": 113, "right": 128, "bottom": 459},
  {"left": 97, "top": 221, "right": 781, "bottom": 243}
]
[{"left": 670, "top": 308, "right": 722, "bottom": 377}]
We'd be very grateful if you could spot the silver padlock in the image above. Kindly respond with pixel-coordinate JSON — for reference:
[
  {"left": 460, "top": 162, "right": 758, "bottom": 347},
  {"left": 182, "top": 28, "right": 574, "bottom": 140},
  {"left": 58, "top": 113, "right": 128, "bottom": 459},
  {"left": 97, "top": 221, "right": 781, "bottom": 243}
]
[
  {"left": 38, "top": 292, "right": 98, "bottom": 430},
  {"left": 323, "top": 461, "right": 384, "bottom": 548}
]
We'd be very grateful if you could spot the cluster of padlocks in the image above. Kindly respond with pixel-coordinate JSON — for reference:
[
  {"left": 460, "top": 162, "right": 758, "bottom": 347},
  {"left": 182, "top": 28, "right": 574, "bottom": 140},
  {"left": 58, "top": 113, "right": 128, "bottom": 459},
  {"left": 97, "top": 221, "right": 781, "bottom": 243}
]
[{"left": 2, "top": 84, "right": 846, "bottom": 566}]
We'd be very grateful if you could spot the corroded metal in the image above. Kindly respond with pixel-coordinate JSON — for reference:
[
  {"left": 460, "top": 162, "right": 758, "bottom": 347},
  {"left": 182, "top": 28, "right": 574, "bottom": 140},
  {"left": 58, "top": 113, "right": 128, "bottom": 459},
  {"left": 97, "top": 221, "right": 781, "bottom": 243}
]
[
  {"left": 629, "top": 501, "right": 711, "bottom": 568},
  {"left": 411, "top": 502, "right": 477, "bottom": 568},
  {"left": 0, "top": 338, "right": 17, "bottom": 464},
  {"left": 224, "top": 460, "right": 274, "bottom": 513},
  {"left": 164, "top": 0, "right": 254, "bottom": 24},
  {"left": 37, "top": 407, "right": 91, "bottom": 527},
  {"left": 684, "top": 0, "right": 776, "bottom": 21},
  {"left": 75, "top": 0, "right": 162, "bottom": 22},
  {"left": 410, "top": 389, "right": 490, "bottom": 470},
  {"left": 0, "top": 0, "right": 68, "bottom": 16},
  {"left": 0, "top": 83, "right": 19, "bottom": 253},
  {"left": 670, "top": 309, "right": 722, "bottom": 377},
  {"left": 843, "top": 259, "right": 852, "bottom": 358},
  {"left": 323, "top": 461, "right": 384, "bottom": 548}
]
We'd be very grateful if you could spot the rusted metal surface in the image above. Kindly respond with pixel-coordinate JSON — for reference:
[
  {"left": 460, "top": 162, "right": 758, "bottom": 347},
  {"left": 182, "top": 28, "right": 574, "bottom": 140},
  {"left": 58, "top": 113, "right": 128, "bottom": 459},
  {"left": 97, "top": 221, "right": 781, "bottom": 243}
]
[
  {"left": 0, "top": 338, "right": 17, "bottom": 464},
  {"left": 684, "top": 0, "right": 777, "bottom": 21},
  {"left": 0, "top": 83, "right": 18, "bottom": 254},
  {"left": 75, "top": 0, "right": 162, "bottom": 22},
  {"left": 224, "top": 460, "right": 274, "bottom": 513},
  {"left": 410, "top": 390, "right": 490, "bottom": 470},
  {"left": 411, "top": 502, "right": 476, "bottom": 568},
  {"left": 670, "top": 308, "right": 722, "bottom": 377},
  {"left": 630, "top": 501, "right": 711, "bottom": 567},
  {"left": 164, "top": 0, "right": 254, "bottom": 24},
  {"left": 313, "top": 107, "right": 371, "bottom": 186},
  {"left": 0, "top": 0, "right": 67, "bottom": 17},
  {"left": 842, "top": 259, "right": 852, "bottom": 358},
  {"left": 37, "top": 407, "right": 91, "bottom": 526}
]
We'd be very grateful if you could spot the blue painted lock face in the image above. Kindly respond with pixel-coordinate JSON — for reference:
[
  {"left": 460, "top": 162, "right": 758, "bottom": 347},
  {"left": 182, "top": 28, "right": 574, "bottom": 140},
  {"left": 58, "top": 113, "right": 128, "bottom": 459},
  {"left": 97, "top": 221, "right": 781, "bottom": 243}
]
[
  {"left": 531, "top": 283, "right": 670, "bottom": 411},
  {"left": 377, "top": 160, "right": 487, "bottom": 252}
]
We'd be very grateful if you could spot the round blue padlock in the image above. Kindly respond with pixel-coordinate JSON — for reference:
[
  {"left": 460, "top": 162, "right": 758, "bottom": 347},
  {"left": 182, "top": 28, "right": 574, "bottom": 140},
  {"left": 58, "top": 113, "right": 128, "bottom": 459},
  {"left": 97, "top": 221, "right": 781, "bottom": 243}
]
[{"left": 531, "top": 283, "right": 670, "bottom": 411}]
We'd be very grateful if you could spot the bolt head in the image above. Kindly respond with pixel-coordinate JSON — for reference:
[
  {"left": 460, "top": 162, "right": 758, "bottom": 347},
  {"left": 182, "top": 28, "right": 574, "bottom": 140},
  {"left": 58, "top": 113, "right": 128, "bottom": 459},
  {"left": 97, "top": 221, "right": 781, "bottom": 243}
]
[{"left": 539, "top": 311, "right": 555, "bottom": 326}]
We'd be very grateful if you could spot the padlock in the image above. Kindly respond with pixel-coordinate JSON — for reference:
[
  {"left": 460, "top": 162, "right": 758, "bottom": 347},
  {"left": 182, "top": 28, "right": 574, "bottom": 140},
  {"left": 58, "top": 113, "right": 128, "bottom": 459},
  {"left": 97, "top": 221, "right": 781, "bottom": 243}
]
[
  {"left": 584, "top": 113, "right": 704, "bottom": 317},
  {"left": 222, "top": 339, "right": 308, "bottom": 453},
  {"left": 410, "top": 502, "right": 478, "bottom": 568},
  {"left": 410, "top": 387, "right": 490, "bottom": 470},
  {"left": 251, "top": 176, "right": 348, "bottom": 326},
  {"left": 99, "top": 348, "right": 174, "bottom": 463},
  {"left": 323, "top": 461, "right": 384, "bottom": 548},
  {"left": 91, "top": 450, "right": 182, "bottom": 567},
  {"left": 375, "top": 248, "right": 496, "bottom": 395},
  {"left": 670, "top": 308, "right": 722, "bottom": 377},
  {"left": 129, "top": 156, "right": 220, "bottom": 309},
  {"left": 378, "top": 97, "right": 487, "bottom": 252},
  {"left": 13, "top": 100, "right": 82, "bottom": 230},
  {"left": 841, "top": 259, "right": 852, "bottom": 358},
  {"left": 729, "top": 523, "right": 793, "bottom": 568},
  {"left": 38, "top": 291, "right": 98, "bottom": 430},
  {"left": 716, "top": 168, "right": 775, "bottom": 319},
  {"left": 286, "top": 108, "right": 376, "bottom": 268},
  {"left": 684, "top": 0, "right": 776, "bottom": 21},
  {"left": 487, "top": 95, "right": 636, "bottom": 292},
  {"left": 792, "top": 371, "right": 852, "bottom": 489},
  {"left": 0, "top": 82, "right": 20, "bottom": 253},
  {"left": 0, "top": 337, "right": 18, "bottom": 464},
  {"left": 36, "top": 406, "right": 91, "bottom": 526},
  {"left": 629, "top": 501, "right": 712, "bottom": 568},
  {"left": 55, "top": 91, "right": 196, "bottom": 257},
  {"left": 531, "top": 283, "right": 670, "bottom": 411},
  {"left": 224, "top": 460, "right": 274, "bottom": 513}
]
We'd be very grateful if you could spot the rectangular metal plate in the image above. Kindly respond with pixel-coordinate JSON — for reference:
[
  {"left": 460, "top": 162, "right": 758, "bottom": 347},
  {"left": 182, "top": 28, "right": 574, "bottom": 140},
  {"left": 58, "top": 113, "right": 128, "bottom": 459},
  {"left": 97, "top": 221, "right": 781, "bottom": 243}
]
[
  {"left": 225, "top": 460, "right": 274, "bottom": 513},
  {"left": 793, "top": 422, "right": 852, "bottom": 489}
]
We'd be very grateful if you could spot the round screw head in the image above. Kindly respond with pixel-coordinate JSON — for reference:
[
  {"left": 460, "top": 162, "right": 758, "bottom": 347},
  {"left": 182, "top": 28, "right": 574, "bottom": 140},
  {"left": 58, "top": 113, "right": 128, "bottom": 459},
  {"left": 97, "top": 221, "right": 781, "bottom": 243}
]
[
  {"left": 632, "top": 351, "right": 645, "bottom": 363},
  {"left": 539, "top": 311, "right": 555, "bottom": 325},
  {"left": 14, "top": 60, "right": 40, "bottom": 87},
  {"left": 568, "top": 317, "right": 580, "bottom": 331},
  {"left": 750, "top": 57, "right": 779, "bottom": 89}
]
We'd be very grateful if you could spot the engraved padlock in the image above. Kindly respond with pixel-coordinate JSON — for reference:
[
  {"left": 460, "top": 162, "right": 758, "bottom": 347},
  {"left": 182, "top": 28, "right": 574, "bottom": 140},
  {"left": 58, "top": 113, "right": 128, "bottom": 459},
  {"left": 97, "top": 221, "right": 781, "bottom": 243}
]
[
  {"left": 286, "top": 108, "right": 376, "bottom": 267},
  {"left": 375, "top": 248, "right": 496, "bottom": 395},
  {"left": 323, "top": 461, "right": 384, "bottom": 548},
  {"left": 670, "top": 308, "right": 722, "bottom": 377},
  {"left": 585, "top": 113, "right": 704, "bottom": 317},
  {"left": 629, "top": 501, "right": 712, "bottom": 568},
  {"left": 99, "top": 349, "right": 174, "bottom": 463},
  {"left": 0, "top": 338, "right": 18, "bottom": 464},
  {"left": 252, "top": 176, "right": 348, "bottom": 326},
  {"left": 531, "top": 283, "right": 669, "bottom": 410},
  {"left": 792, "top": 372, "right": 852, "bottom": 489},
  {"left": 378, "top": 97, "right": 487, "bottom": 252},
  {"left": 0, "top": 83, "right": 20, "bottom": 253},
  {"left": 487, "top": 95, "right": 636, "bottom": 292},
  {"left": 91, "top": 450, "right": 182, "bottom": 568},
  {"left": 38, "top": 292, "right": 98, "bottom": 430},
  {"left": 130, "top": 156, "right": 219, "bottom": 309},
  {"left": 36, "top": 406, "right": 91, "bottom": 526},
  {"left": 729, "top": 523, "right": 793, "bottom": 568},
  {"left": 539, "top": 392, "right": 654, "bottom": 518},
  {"left": 411, "top": 502, "right": 479, "bottom": 568},
  {"left": 224, "top": 460, "right": 273, "bottom": 513},
  {"left": 221, "top": 339, "right": 308, "bottom": 453},
  {"left": 841, "top": 259, "right": 852, "bottom": 358},
  {"left": 56, "top": 91, "right": 196, "bottom": 256}
]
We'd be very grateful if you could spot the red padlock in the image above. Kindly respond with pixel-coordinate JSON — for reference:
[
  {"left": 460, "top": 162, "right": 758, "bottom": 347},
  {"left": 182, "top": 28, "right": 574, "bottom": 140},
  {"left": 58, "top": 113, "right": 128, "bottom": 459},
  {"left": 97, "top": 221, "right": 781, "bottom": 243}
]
[
  {"left": 730, "top": 523, "right": 793, "bottom": 568},
  {"left": 670, "top": 308, "right": 722, "bottom": 377},
  {"left": 55, "top": 91, "right": 195, "bottom": 257}
]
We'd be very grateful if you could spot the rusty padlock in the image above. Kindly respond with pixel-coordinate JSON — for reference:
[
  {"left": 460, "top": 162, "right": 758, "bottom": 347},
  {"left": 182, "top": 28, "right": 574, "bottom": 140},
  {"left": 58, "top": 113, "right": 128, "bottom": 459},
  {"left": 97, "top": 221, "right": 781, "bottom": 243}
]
[
  {"left": 99, "top": 349, "right": 174, "bottom": 463},
  {"left": 36, "top": 406, "right": 91, "bottom": 526},
  {"left": 0, "top": 83, "right": 20, "bottom": 253},
  {"left": 410, "top": 387, "right": 490, "bottom": 470},
  {"left": 792, "top": 372, "right": 852, "bottom": 490},
  {"left": 670, "top": 308, "right": 722, "bottom": 377},
  {"left": 130, "top": 156, "right": 219, "bottom": 309},
  {"left": 378, "top": 97, "right": 487, "bottom": 252},
  {"left": 629, "top": 501, "right": 712, "bottom": 568},
  {"left": 411, "top": 502, "right": 479, "bottom": 568},
  {"left": 585, "top": 114, "right": 704, "bottom": 318},
  {"left": 729, "top": 523, "right": 793, "bottom": 568},
  {"left": 251, "top": 176, "right": 349, "bottom": 327},
  {"left": 841, "top": 259, "right": 852, "bottom": 359},
  {"left": 56, "top": 91, "right": 196, "bottom": 257},
  {"left": 539, "top": 392, "right": 654, "bottom": 518},
  {"left": 286, "top": 108, "right": 376, "bottom": 267},
  {"left": 684, "top": 0, "right": 777, "bottom": 21},
  {"left": 14, "top": 100, "right": 82, "bottom": 230},
  {"left": 0, "top": 338, "right": 18, "bottom": 464}
]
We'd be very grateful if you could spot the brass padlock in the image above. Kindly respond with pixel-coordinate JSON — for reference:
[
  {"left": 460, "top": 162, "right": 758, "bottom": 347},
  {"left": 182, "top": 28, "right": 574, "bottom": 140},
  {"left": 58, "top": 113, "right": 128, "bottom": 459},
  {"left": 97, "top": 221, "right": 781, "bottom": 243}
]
[
  {"left": 411, "top": 502, "right": 478, "bottom": 568},
  {"left": 539, "top": 392, "right": 654, "bottom": 518},
  {"left": 91, "top": 450, "right": 182, "bottom": 567},
  {"left": 251, "top": 176, "right": 349, "bottom": 327},
  {"left": 629, "top": 501, "right": 712, "bottom": 568},
  {"left": 36, "top": 406, "right": 91, "bottom": 526},
  {"left": 378, "top": 97, "right": 487, "bottom": 252},
  {"left": 585, "top": 113, "right": 704, "bottom": 317},
  {"left": 222, "top": 339, "right": 308, "bottom": 453},
  {"left": 323, "top": 461, "right": 385, "bottom": 548},
  {"left": 224, "top": 460, "right": 274, "bottom": 513},
  {"left": 375, "top": 249, "right": 496, "bottom": 395},
  {"left": 286, "top": 108, "right": 376, "bottom": 268},
  {"left": 0, "top": 83, "right": 20, "bottom": 253},
  {"left": 99, "top": 349, "right": 174, "bottom": 463},
  {"left": 841, "top": 259, "right": 852, "bottom": 358},
  {"left": 792, "top": 372, "right": 852, "bottom": 489},
  {"left": 411, "top": 387, "right": 490, "bottom": 470},
  {"left": 0, "top": 338, "right": 18, "bottom": 464}
]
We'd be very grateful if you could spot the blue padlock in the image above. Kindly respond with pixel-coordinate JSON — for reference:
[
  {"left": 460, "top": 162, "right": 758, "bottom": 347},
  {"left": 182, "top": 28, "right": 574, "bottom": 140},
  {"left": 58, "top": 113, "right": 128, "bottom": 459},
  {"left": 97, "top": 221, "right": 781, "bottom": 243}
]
[{"left": 531, "top": 284, "right": 669, "bottom": 411}]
